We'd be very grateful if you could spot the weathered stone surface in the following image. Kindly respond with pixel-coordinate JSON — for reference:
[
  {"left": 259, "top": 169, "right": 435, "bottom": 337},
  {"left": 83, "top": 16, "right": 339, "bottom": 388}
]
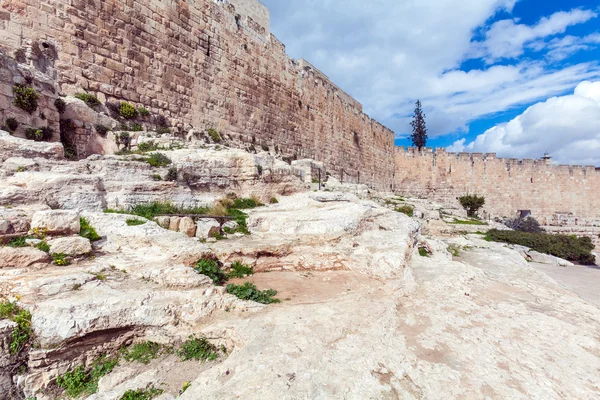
[
  {"left": 178, "top": 217, "right": 196, "bottom": 238},
  {"left": 31, "top": 210, "right": 80, "bottom": 235},
  {"left": 0, "top": 131, "right": 63, "bottom": 163},
  {"left": 0, "top": 247, "right": 49, "bottom": 269},
  {"left": 196, "top": 219, "right": 221, "bottom": 239},
  {"left": 168, "top": 217, "right": 181, "bottom": 232},
  {"left": 48, "top": 236, "right": 92, "bottom": 257},
  {"left": 153, "top": 216, "right": 170, "bottom": 229}
]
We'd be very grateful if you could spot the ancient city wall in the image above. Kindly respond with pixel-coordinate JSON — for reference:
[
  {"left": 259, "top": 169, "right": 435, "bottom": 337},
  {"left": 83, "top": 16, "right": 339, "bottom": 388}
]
[
  {"left": 394, "top": 148, "right": 600, "bottom": 245},
  {"left": 0, "top": 0, "right": 395, "bottom": 189}
]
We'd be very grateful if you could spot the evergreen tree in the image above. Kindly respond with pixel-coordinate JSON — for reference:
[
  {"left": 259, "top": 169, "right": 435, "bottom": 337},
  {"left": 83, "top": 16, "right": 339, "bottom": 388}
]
[{"left": 410, "top": 100, "right": 428, "bottom": 150}]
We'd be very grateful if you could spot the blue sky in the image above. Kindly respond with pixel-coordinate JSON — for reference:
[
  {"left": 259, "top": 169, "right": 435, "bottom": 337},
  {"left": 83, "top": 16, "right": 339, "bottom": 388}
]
[{"left": 261, "top": 0, "right": 600, "bottom": 165}]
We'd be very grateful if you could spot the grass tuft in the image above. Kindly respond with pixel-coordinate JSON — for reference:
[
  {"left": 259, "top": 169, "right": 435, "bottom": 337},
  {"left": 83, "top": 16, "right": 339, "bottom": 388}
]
[
  {"left": 177, "top": 335, "right": 222, "bottom": 362},
  {"left": 227, "top": 261, "right": 254, "bottom": 279},
  {"left": 0, "top": 301, "right": 32, "bottom": 355},
  {"left": 80, "top": 217, "right": 102, "bottom": 241},
  {"left": 120, "top": 385, "right": 163, "bottom": 400},
  {"left": 226, "top": 282, "right": 281, "bottom": 304},
  {"left": 56, "top": 355, "right": 118, "bottom": 397},
  {"left": 126, "top": 218, "right": 147, "bottom": 226},
  {"left": 121, "top": 341, "right": 162, "bottom": 365}
]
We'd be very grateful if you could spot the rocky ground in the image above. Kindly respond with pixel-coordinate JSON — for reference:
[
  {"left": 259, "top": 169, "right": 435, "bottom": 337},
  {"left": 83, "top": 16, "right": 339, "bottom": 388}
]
[{"left": 1, "top": 131, "right": 599, "bottom": 399}]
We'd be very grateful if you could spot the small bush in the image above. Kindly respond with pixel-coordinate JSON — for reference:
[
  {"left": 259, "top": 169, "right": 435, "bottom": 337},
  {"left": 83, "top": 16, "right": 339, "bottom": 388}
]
[
  {"left": 504, "top": 217, "right": 544, "bottom": 233},
  {"left": 120, "top": 385, "right": 163, "bottom": 400},
  {"left": 226, "top": 282, "right": 281, "bottom": 304},
  {"left": 227, "top": 261, "right": 254, "bottom": 278},
  {"left": 138, "top": 141, "right": 159, "bottom": 153},
  {"left": 52, "top": 253, "right": 70, "bottom": 266},
  {"left": 56, "top": 355, "right": 118, "bottom": 397},
  {"left": 178, "top": 335, "right": 221, "bottom": 362},
  {"left": 74, "top": 92, "right": 101, "bottom": 107},
  {"left": 130, "top": 123, "right": 143, "bottom": 132},
  {"left": 395, "top": 205, "right": 414, "bottom": 217},
  {"left": 194, "top": 258, "right": 227, "bottom": 285},
  {"left": 80, "top": 217, "right": 101, "bottom": 241},
  {"left": 269, "top": 197, "right": 279, "bottom": 204},
  {"left": 25, "top": 127, "right": 54, "bottom": 142},
  {"left": 231, "top": 197, "right": 263, "bottom": 209},
  {"left": 151, "top": 174, "right": 162, "bottom": 181},
  {"left": 485, "top": 229, "right": 596, "bottom": 265},
  {"left": 459, "top": 194, "right": 485, "bottom": 217},
  {"left": 121, "top": 341, "right": 162, "bottom": 364},
  {"left": 13, "top": 84, "right": 39, "bottom": 113},
  {"left": 54, "top": 98, "right": 67, "bottom": 113},
  {"left": 207, "top": 128, "right": 221, "bottom": 143},
  {"left": 137, "top": 107, "right": 150, "bottom": 117},
  {"left": 5, "top": 117, "right": 19, "bottom": 132},
  {"left": 146, "top": 153, "right": 172, "bottom": 167},
  {"left": 166, "top": 167, "right": 178, "bottom": 182},
  {"left": 95, "top": 124, "right": 110, "bottom": 136},
  {"left": 120, "top": 102, "right": 138, "bottom": 119},
  {"left": 126, "top": 219, "right": 146, "bottom": 226},
  {"left": 0, "top": 301, "right": 32, "bottom": 355}
]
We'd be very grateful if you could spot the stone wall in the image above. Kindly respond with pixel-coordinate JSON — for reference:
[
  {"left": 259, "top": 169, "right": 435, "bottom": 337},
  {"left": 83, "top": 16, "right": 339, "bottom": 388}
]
[
  {"left": 0, "top": 0, "right": 395, "bottom": 190},
  {"left": 394, "top": 148, "right": 600, "bottom": 246}
]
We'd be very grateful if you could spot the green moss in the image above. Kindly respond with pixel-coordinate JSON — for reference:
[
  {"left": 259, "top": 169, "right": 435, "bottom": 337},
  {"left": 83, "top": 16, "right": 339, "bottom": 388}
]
[
  {"left": 13, "top": 84, "right": 39, "bottom": 114},
  {"left": 226, "top": 282, "right": 281, "bottom": 304}
]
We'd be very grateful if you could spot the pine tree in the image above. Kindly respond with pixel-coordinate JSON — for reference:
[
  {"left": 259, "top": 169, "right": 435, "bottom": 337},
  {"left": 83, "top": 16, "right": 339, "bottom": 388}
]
[{"left": 410, "top": 100, "right": 428, "bottom": 150}]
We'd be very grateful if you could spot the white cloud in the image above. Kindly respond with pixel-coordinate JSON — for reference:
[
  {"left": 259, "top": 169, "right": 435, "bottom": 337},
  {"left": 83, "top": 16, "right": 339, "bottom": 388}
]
[
  {"left": 263, "top": 1, "right": 600, "bottom": 138},
  {"left": 447, "top": 81, "right": 600, "bottom": 166}
]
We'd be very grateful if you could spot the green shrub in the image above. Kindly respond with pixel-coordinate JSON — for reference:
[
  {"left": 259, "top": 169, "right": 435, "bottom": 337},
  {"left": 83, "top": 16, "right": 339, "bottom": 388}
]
[
  {"left": 121, "top": 341, "right": 162, "bottom": 364},
  {"left": 95, "top": 124, "right": 110, "bottom": 136},
  {"left": 51, "top": 253, "right": 70, "bottom": 266},
  {"left": 120, "top": 102, "right": 138, "bottom": 119},
  {"left": 74, "top": 92, "right": 101, "bottom": 107},
  {"left": 269, "top": 197, "right": 279, "bottom": 204},
  {"left": 54, "top": 98, "right": 67, "bottom": 113},
  {"left": 126, "top": 219, "right": 146, "bottom": 226},
  {"left": 104, "top": 201, "right": 208, "bottom": 220},
  {"left": 449, "top": 218, "right": 488, "bottom": 226},
  {"left": 230, "top": 197, "right": 263, "bottom": 209},
  {"left": 80, "top": 217, "right": 101, "bottom": 241},
  {"left": 5, "top": 117, "right": 19, "bottom": 132},
  {"left": 13, "top": 84, "right": 39, "bottom": 113},
  {"left": 178, "top": 335, "right": 221, "bottom": 361},
  {"left": 207, "top": 128, "right": 221, "bottom": 143},
  {"left": 485, "top": 229, "right": 596, "bottom": 265},
  {"left": 166, "top": 167, "right": 178, "bottom": 182},
  {"left": 6, "top": 236, "right": 28, "bottom": 248},
  {"left": 0, "top": 301, "right": 32, "bottom": 355},
  {"left": 459, "top": 194, "right": 485, "bottom": 217},
  {"left": 25, "top": 127, "right": 54, "bottom": 142},
  {"left": 120, "top": 385, "right": 163, "bottom": 400},
  {"left": 137, "top": 141, "right": 159, "bottom": 152},
  {"left": 504, "top": 217, "right": 544, "bottom": 233},
  {"left": 227, "top": 261, "right": 254, "bottom": 278},
  {"left": 56, "top": 355, "right": 118, "bottom": 397},
  {"left": 146, "top": 153, "right": 172, "bottom": 167},
  {"left": 418, "top": 248, "right": 430, "bottom": 257},
  {"left": 194, "top": 258, "right": 227, "bottom": 285},
  {"left": 395, "top": 205, "right": 414, "bottom": 217},
  {"left": 36, "top": 240, "right": 50, "bottom": 253},
  {"left": 226, "top": 282, "right": 281, "bottom": 304},
  {"left": 228, "top": 209, "right": 250, "bottom": 235},
  {"left": 130, "top": 123, "right": 143, "bottom": 132},
  {"left": 137, "top": 107, "right": 150, "bottom": 117}
]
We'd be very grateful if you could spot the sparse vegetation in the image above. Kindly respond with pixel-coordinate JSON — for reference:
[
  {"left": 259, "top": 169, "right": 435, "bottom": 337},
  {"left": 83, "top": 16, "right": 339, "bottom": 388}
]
[
  {"left": 54, "top": 98, "right": 66, "bottom": 113},
  {"left": 5, "top": 117, "right": 19, "bottom": 132},
  {"left": 207, "top": 128, "right": 222, "bottom": 143},
  {"left": 6, "top": 236, "right": 28, "bottom": 248},
  {"left": 56, "top": 355, "right": 118, "bottom": 397},
  {"left": 80, "top": 217, "right": 101, "bottom": 241},
  {"left": 120, "top": 102, "right": 138, "bottom": 119},
  {"left": 95, "top": 124, "right": 110, "bottom": 136},
  {"left": 146, "top": 153, "right": 172, "bottom": 167},
  {"left": 395, "top": 205, "right": 414, "bottom": 217},
  {"left": 459, "top": 194, "right": 485, "bottom": 218},
  {"left": 504, "top": 217, "right": 544, "bottom": 233},
  {"left": 269, "top": 197, "right": 279, "bottom": 204},
  {"left": 137, "top": 107, "right": 150, "bottom": 117},
  {"left": 126, "top": 219, "right": 147, "bottom": 226},
  {"left": 194, "top": 258, "right": 228, "bottom": 285},
  {"left": 151, "top": 174, "right": 162, "bottom": 181},
  {"left": 137, "top": 141, "right": 159, "bottom": 153},
  {"left": 0, "top": 301, "right": 32, "bottom": 355},
  {"left": 121, "top": 341, "right": 162, "bottom": 364},
  {"left": 105, "top": 201, "right": 209, "bottom": 220},
  {"left": 226, "top": 282, "right": 281, "bottom": 304},
  {"left": 447, "top": 245, "right": 460, "bottom": 257},
  {"left": 177, "top": 335, "right": 221, "bottom": 362},
  {"left": 13, "top": 84, "right": 40, "bottom": 113},
  {"left": 166, "top": 167, "right": 178, "bottom": 181},
  {"left": 449, "top": 218, "right": 488, "bottom": 226},
  {"left": 25, "top": 127, "right": 54, "bottom": 142},
  {"left": 227, "top": 261, "right": 254, "bottom": 278},
  {"left": 36, "top": 240, "right": 50, "bottom": 253},
  {"left": 120, "top": 385, "right": 163, "bottom": 400},
  {"left": 130, "top": 123, "right": 143, "bottom": 132},
  {"left": 51, "top": 253, "right": 70, "bottom": 266},
  {"left": 485, "top": 229, "right": 596, "bottom": 265},
  {"left": 74, "top": 92, "right": 101, "bottom": 108},
  {"left": 418, "top": 248, "right": 430, "bottom": 257}
]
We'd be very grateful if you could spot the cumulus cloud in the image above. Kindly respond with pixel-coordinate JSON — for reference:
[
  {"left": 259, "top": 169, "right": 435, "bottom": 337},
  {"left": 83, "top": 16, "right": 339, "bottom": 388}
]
[
  {"left": 263, "top": 0, "right": 600, "bottom": 138},
  {"left": 447, "top": 81, "right": 600, "bottom": 166}
]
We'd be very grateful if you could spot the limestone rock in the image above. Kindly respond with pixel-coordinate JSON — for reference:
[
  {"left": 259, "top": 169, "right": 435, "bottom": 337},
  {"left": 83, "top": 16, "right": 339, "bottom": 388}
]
[
  {"left": 196, "top": 219, "right": 221, "bottom": 239},
  {"left": 31, "top": 210, "right": 80, "bottom": 235},
  {"left": 0, "top": 131, "right": 64, "bottom": 163},
  {"left": 48, "top": 236, "right": 92, "bottom": 256},
  {"left": 178, "top": 217, "right": 196, "bottom": 237},
  {"left": 222, "top": 221, "right": 238, "bottom": 231},
  {"left": 0, "top": 247, "right": 50, "bottom": 269},
  {"left": 154, "top": 216, "right": 171, "bottom": 229},
  {"left": 168, "top": 217, "right": 181, "bottom": 232},
  {"left": 528, "top": 250, "right": 574, "bottom": 267}
]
